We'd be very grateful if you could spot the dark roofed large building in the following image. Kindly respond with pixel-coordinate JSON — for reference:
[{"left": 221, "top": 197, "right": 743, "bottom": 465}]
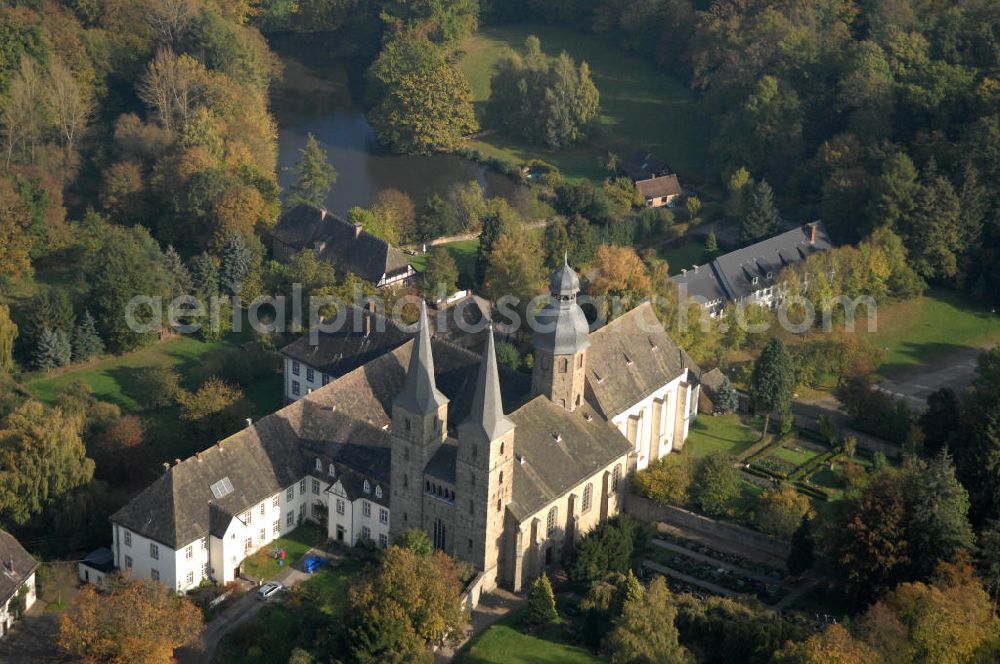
[
  {"left": 109, "top": 263, "right": 699, "bottom": 597},
  {"left": 672, "top": 221, "right": 834, "bottom": 316},
  {"left": 272, "top": 204, "right": 414, "bottom": 288}
]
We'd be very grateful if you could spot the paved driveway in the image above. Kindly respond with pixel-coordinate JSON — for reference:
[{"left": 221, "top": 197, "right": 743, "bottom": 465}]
[{"left": 176, "top": 548, "right": 334, "bottom": 664}]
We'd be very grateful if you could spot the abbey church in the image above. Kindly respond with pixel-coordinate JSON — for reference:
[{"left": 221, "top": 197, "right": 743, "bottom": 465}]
[{"left": 109, "top": 262, "right": 700, "bottom": 594}]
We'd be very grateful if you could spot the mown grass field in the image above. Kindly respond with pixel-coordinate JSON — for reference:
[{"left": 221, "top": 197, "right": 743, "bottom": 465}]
[
  {"left": 456, "top": 607, "right": 604, "bottom": 664},
  {"left": 458, "top": 23, "right": 710, "bottom": 182},
  {"left": 409, "top": 238, "right": 480, "bottom": 289},
  {"left": 241, "top": 523, "right": 326, "bottom": 581},
  {"left": 659, "top": 237, "right": 708, "bottom": 275},
  {"left": 684, "top": 414, "right": 759, "bottom": 459},
  {"left": 855, "top": 288, "right": 1000, "bottom": 376}
]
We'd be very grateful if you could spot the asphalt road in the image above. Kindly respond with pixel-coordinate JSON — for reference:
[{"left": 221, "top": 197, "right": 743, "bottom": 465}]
[{"left": 876, "top": 346, "right": 982, "bottom": 409}]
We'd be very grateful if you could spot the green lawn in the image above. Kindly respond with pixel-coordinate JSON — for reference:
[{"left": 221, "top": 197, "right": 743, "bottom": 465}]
[
  {"left": 659, "top": 237, "right": 707, "bottom": 275},
  {"left": 458, "top": 23, "right": 710, "bottom": 182},
  {"left": 684, "top": 414, "right": 759, "bottom": 459},
  {"left": 241, "top": 523, "right": 326, "bottom": 581},
  {"left": 456, "top": 608, "right": 604, "bottom": 664},
  {"left": 769, "top": 444, "right": 819, "bottom": 469},
  {"left": 411, "top": 238, "right": 481, "bottom": 289},
  {"left": 856, "top": 288, "right": 1000, "bottom": 376},
  {"left": 23, "top": 328, "right": 280, "bottom": 417}
]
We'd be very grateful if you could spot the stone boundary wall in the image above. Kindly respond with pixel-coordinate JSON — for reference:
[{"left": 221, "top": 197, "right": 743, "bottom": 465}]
[
  {"left": 626, "top": 494, "right": 790, "bottom": 561},
  {"left": 461, "top": 572, "right": 487, "bottom": 613}
]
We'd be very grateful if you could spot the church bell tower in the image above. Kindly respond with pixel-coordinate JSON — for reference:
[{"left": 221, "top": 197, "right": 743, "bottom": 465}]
[{"left": 532, "top": 257, "right": 590, "bottom": 411}]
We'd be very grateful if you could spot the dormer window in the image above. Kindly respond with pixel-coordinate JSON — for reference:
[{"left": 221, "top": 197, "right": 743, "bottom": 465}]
[
  {"left": 328, "top": 463, "right": 335, "bottom": 476},
  {"left": 375, "top": 485, "right": 383, "bottom": 499},
  {"left": 766, "top": 271, "right": 773, "bottom": 279},
  {"left": 623, "top": 353, "right": 633, "bottom": 366},
  {"left": 752, "top": 276, "right": 759, "bottom": 285},
  {"left": 315, "top": 458, "right": 322, "bottom": 471},
  {"left": 594, "top": 371, "right": 604, "bottom": 384},
  {"left": 363, "top": 480, "right": 370, "bottom": 494}
]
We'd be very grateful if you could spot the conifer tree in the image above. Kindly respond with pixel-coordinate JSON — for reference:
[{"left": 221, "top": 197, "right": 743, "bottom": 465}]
[
  {"left": 289, "top": 133, "right": 337, "bottom": 208},
  {"left": 163, "top": 245, "right": 193, "bottom": 298},
  {"left": 525, "top": 573, "right": 558, "bottom": 625},
  {"left": 703, "top": 230, "right": 719, "bottom": 261},
  {"left": 542, "top": 217, "right": 571, "bottom": 270},
  {"left": 750, "top": 338, "right": 795, "bottom": 437},
  {"left": 34, "top": 329, "right": 72, "bottom": 370},
  {"left": 740, "top": 179, "right": 779, "bottom": 244},
  {"left": 219, "top": 234, "right": 253, "bottom": 296},
  {"left": 72, "top": 310, "right": 104, "bottom": 362},
  {"left": 713, "top": 376, "right": 738, "bottom": 414}
]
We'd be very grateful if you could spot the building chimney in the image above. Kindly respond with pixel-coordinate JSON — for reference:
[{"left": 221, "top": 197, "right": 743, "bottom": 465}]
[
  {"left": 809, "top": 223, "right": 817, "bottom": 245},
  {"left": 681, "top": 268, "right": 687, "bottom": 276},
  {"left": 174, "top": 458, "right": 181, "bottom": 466},
  {"left": 245, "top": 417, "right": 253, "bottom": 427},
  {"left": 162, "top": 462, "right": 170, "bottom": 472},
  {"left": 693, "top": 265, "right": 699, "bottom": 273},
  {"left": 196, "top": 452, "right": 203, "bottom": 462},
  {"left": 353, "top": 223, "right": 363, "bottom": 239}
]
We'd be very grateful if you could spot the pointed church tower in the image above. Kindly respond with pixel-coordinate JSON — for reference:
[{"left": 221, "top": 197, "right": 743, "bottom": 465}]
[
  {"left": 532, "top": 256, "right": 590, "bottom": 411},
  {"left": 456, "top": 327, "right": 515, "bottom": 590},
  {"left": 389, "top": 302, "right": 448, "bottom": 541}
]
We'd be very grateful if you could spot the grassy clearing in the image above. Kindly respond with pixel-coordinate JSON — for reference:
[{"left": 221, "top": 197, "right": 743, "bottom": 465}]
[
  {"left": 659, "top": 237, "right": 708, "bottom": 275},
  {"left": 411, "top": 238, "right": 481, "bottom": 289},
  {"left": 458, "top": 23, "right": 710, "bottom": 182},
  {"left": 456, "top": 607, "right": 603, "bottom": 664},
  {"left": 241, "top": 523, "right": 326, "bottom": 581},
  {"left": 684, "top": 414, "right": 759, "bottom": 459},
  {"left": 852, "top": 288, "right": 1000, "bottom": 376}
]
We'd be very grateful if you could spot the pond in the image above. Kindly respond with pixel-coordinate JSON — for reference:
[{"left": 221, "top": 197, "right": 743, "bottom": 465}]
[{"left": 272, "top": 41, "right": 520, "bottom": 218}]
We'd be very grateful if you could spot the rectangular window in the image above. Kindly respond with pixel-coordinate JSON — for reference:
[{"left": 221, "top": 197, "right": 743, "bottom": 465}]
[
  {"left": 273, "top": 495, "right": 280, "bottom": 508},
  {"left": 186, "top": 571, "right": 194, "bottom": 586},
  {"left": 260, "top": 503, "right": 265, "bottom": 516},
  {"left": 244, "top": 510, "right": 252, "bottom": 525},
  {"left": 201, "top": 539, "right": 208, "bottom": 551},
  {"left": 379, "top": 508, "right": 388, "bottom": 524},
  {"left": 336, "top": 499, "right": 345, "bottom": 515},
  {"left": 273, "top": 520, "right": 280, "bottom": 535},
  {"left": 322, "top": 374, "right": 330, "bottom": 386},
  {"left": 259, "top": 528, "right": 265, "bottom": 542},
  {"left": 286, "top": 511, "right": 294, "bottom": 527},
  {"left": 378, "top": 533, "right": 388, "bottom": 548},
  {"left": 185, "top": 545, "right": 193, "bottom": 560},
  {"left": 306, "top": 367, "right": 314, "bottom": 382},
  {"left": 299, "top": 479, "right": 305, "bottom": 493},
  {"left": 292, "top": 361, "right": 300, "bottom": 376},
  {"left": 202, "top": 563, "right": 209, "bottom": 578},
  {"left": 244, "top": 538, "right": 253, "bottom": 553},
  {"left": 150, "top": 543, "right": 159, "bottom": 560},
  {"left": 151, "top": 569, "right": 159, "bottom": 582},
  {"left": 287, "top": 486, "right": 294, "bottom": 501},
  {"left": 362, "top": 526, "right": 371, "bottom": 540},
  {"left": 311, "top": 503, "right": 322, "bottom": 519},
  {"left": 363, "top": 501, "right": 371, "bottom": 518},
  {"left": 125, "top": 556, "right": 132, "bottom": 570},
  {"left": 312, "top": 479, "right": 320, "bottom": 494},
  {"left": 292, "top": 380, "right": 300, "bottom": 396},
  {"left": 124, "top": 530, "right": 132, "bottom": 547}
]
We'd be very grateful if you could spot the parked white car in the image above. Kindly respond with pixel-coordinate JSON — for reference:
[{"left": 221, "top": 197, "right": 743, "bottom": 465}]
[{"left": 256, "top": 581, "right": 283, "bottom": 601}]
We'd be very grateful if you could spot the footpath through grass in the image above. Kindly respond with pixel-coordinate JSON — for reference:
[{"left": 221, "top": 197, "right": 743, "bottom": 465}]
[{"left": 459, "top": 23, "right": 710, "bottom": 182}]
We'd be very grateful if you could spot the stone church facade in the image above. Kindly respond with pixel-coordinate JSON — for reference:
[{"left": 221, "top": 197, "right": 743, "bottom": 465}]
[{"left": 108, "top": 262, "right": 698, "bottom": 595}]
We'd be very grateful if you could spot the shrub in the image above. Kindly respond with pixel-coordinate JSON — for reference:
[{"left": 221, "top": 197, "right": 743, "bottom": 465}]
[
  {"left": 692, "top": 453, "right": 742, "bottom": 516},
  {"left": 525, "top": 573, "right": 558, "bottom": 625},
  {"left": 633, "top": 455, "right": 692, "bottom": 505},
  {"left": 133, "top": 365, "right": 182, "bottom": 410},
  {"left": 753, "top": 485, "right": 813, "bottom": 539},
  {"left": 564, "top": 516, "right": 644, "bottom": 584}
]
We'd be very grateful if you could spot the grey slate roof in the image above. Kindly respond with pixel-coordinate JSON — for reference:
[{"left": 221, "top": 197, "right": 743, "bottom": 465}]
[
  {"left": 459, "top": 328, "right": 515, "bottom": 443},
  {"left": 533, "top": 263, "right": 591, "bottom": 356},
  {"left": 272, "top": 204, "right": 412, "bottom": 284},
  {"left": 425, "top": 441, "right": 458, "bottom": 485},
  {"left": 586, "top": 301, "right": 689, "bottom": 418},
  {"left": 113, "top": 336, "right": 532, "bottom": 548},
  {"left": 0, "top": 530, "right": 37, "bottom": 602},
  {"left": 671, "top": 223, "right": 833, "bottom": 305},
  {"left": 278, "top": 305, "right": 412, "bottom": 378},
  {"left": 80, "top": 547, "right": 115, "bottom": 573},
  {"left": 507, "top": 396, "right": 632, "bottom": 521},
  {"left": 394, "top": 302, "right": 449, "bottom": 415}
]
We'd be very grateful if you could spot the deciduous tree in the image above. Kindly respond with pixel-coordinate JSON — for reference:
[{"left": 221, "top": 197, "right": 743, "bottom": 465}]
[
  {"left": 58, "top": 575, "right": 201, "bottom": 663},
  {"left": 692, "top": 452, "right": 741, "bottom": 516},
  {"left": 422, "top": 247, "right": 459, "bottom": 298},
  {"left": 607, "top": 576, "right": 691, "bottom": 664}
]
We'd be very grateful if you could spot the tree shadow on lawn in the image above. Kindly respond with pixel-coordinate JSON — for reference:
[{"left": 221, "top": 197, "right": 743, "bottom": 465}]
[{"left": 876, "top": 340, "right": 976, "bottom": 379}]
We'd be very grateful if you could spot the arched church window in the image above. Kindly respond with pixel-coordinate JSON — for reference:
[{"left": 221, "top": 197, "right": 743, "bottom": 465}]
[
  {"left": 546, "top": 506, "right": 558, "bottom": 535},
  {"left": 612, "top": 465, "right": 621, "bottom": 491},
  {"left": 582, "top": 484, "right": 593, "bottom": 513}
]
